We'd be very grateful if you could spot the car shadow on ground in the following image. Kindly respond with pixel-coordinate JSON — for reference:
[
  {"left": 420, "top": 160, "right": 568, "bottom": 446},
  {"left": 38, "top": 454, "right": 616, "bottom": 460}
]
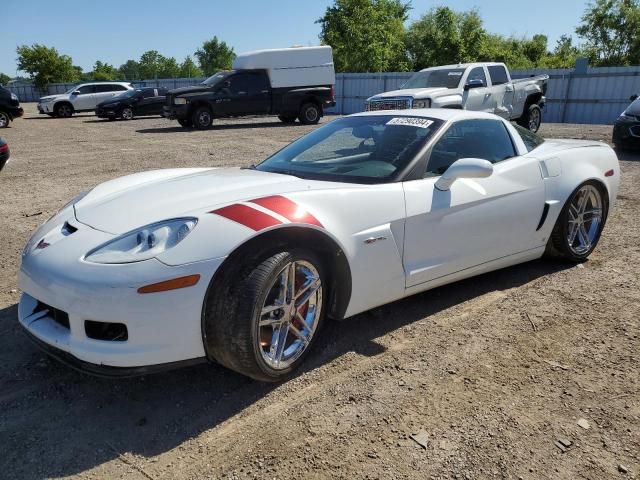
[
  {"left": 0, "top": 258, "right": 572, "bottom": 478},
  {"left": 136, "top": 122, "right": 294, "bottom": 134},
  {"left": 83, "top": 117, "right": 164, "bottom": 124},
  {"left": 23, "top": 114, "right": 96, "bottom": 120}
]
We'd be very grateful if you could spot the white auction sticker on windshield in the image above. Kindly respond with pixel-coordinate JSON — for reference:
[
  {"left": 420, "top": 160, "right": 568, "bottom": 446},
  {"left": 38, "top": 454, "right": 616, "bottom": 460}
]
[{"left": 386, "top": 117, "right": 434, "bottom": 129}]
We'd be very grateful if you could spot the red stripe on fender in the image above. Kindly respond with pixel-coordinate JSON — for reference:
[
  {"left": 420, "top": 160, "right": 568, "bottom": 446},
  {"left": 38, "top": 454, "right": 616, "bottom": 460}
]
[
  {"left": 605, "top": 169, "right": 615, "bottom": 177},
  {"left": 211, "top": 204, "right": 281, "bottom": 231},
  {"left": 249, "top": 195, "right": 323, "bottom": 227}
]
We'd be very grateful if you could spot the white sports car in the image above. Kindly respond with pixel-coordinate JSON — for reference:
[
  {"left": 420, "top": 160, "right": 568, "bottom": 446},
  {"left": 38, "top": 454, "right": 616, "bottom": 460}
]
[{"left": 18, "top": 109, "right": 619, "bottom": 381}]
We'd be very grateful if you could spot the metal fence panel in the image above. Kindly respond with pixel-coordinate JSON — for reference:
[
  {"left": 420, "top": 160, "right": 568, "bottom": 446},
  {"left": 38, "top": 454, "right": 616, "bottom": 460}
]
[{"left": 7, "top": 66, "right": 640, "bottom": 124}]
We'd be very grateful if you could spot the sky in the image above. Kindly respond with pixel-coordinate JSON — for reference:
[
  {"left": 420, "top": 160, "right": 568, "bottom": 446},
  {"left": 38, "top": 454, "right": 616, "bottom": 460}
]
[{"left": 2, "top": 0, "right": 590, "bottom": 76}]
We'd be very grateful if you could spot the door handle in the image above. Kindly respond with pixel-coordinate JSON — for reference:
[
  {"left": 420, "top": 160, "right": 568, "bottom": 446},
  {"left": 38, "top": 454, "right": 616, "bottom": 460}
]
[
  {"left": 238, "top": 91, "right": 247, "bottom": 95},
  {"left": 261, "top": 90, "right": 269, "bottom": 94}
]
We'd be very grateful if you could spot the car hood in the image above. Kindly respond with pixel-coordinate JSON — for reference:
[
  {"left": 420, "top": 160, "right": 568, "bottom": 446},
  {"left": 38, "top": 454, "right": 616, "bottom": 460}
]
[
  {"left": 74, "top": 167, "right": 341, "bottom": 234},
  {"left": 168, "top": 85, "right": 214, "bottom": 96},
  {"left": 368, "top": 87, "right": 450, "bottom": 100},
  {"left": 39, "top": 94, "right": 66, "bottom": 102}
]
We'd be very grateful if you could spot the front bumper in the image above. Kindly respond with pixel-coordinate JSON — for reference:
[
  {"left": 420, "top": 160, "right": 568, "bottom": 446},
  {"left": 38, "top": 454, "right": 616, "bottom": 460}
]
[
  {"left": 8, "top": 106, "right": 24, "bottom": 119},
  {"left": 163, "top": 105, "right": 189, "bottom": 120},
  {"left": 18, "top": 216, "right": 224, "bottom": 370},
  {"left": 612, "top": 120, "right": 640, "bottom": 149},
  {"left": 38, "top": 103, "right": 54, "bottom": 114}
]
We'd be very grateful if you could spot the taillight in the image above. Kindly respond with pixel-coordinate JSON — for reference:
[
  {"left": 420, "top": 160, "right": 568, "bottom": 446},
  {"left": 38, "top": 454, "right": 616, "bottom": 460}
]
[
  {"left": 0, "top": 144, "right": 8, "bottom": 153},
  {"left": 605, "top": 169, "right": 614, "bottom": 177}
]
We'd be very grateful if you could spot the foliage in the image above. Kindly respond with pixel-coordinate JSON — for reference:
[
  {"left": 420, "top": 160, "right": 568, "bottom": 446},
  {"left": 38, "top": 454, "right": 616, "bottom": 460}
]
[
  {"left": 179, "top": 56, "right": 203, "bottom": 78},
  {"left": 16, "top": 44, "right": 79, "bottom": 89},
  {"left": 85, "top": 61, "right": 119, "bottom": 81},
  {"left": 406, "top": 7, "right": 485, "bottom": 69},
  {"left": 318, "top": 0, "right": 411, "bottom": 72},
  {"left": 194, "top": 37, "right": 235, "bottom": 76},
  {"left": 0, "top": 72, "right": 11, "bottom": 85},
  {"left": 118, "top": 60, "right": 141, "bottom": 80},
  {"left": 576, "top": 0, "right": 640, "bottom": 65}
]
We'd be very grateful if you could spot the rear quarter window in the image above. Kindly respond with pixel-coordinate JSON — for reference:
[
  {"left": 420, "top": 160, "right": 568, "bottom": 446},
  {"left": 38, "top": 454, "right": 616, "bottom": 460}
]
[
  {"left": 488, "top": 66, "right": 509, "bottom": 86},
  {"left": 514, "top": 125, "right": 545, "bottom": 152}
]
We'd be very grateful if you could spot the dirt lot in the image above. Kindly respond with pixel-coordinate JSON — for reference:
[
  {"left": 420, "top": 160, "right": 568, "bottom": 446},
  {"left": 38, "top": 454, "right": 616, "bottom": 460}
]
[{"left": 0, "top": 105, "right": 638, "bottom": 480}]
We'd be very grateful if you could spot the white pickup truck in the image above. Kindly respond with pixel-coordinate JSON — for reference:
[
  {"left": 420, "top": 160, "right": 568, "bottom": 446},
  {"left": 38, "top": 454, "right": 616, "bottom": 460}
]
[{"left": 365, "top": 62, "right": 548, "bottom": 132}]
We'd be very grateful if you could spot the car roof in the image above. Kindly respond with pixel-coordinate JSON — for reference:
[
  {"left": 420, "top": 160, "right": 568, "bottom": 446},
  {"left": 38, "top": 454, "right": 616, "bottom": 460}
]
[
  {"left": 78, "top": 82, "right": 132, "bottom": 86},
  {"left": 419, "top": 62, "right": 505, "bottom": 72},
  {"left": 351, "top": 108, "right": 503, "bottom": 123}
]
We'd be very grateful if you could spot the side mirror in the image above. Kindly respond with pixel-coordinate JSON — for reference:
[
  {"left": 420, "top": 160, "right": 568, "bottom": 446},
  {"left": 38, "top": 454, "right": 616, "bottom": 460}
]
[
  {"left": 630, "top": 94, "right": 639, "bottom": 101},
  {"left": 435, "top": 158, "right": 493, "bottom": 191},
  {"left": 464, "top": 79, "right": 485, "bottom": 91},
  {"left": 72, "top": 90, "right": 81, "bottom": 95}
]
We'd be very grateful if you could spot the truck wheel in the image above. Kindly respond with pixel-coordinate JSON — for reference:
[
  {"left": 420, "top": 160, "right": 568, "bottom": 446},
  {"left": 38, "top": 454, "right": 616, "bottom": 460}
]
[
  {"left": 178, "top": 118, "right": 192, "bottom": 128},
  {"left": 278, "top": 115, "right": 297, "bottom": 124},
  {"left": 192, "top": 107, "right": 212, "bottom": 129},
  {"left": 0, "top": 111, "right": 9, "bottom": 128},
  {"left": 518, "top": 104, "right": 541, "bottom": 133},
  {"left": 298, "top": 103, "right": 320, "bottom": 125},
  {"left": 55, "top": 103, "right": 73, "bottom": 118}
]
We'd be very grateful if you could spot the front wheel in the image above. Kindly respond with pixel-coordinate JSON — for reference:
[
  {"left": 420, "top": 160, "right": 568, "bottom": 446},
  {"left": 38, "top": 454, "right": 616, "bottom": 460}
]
[
  {"left": 548, "top": 181, "right": 607, "bottom": 262},
  {"left": 121, "top": 107, "right": 134, "bottom": 120},
  {"left": 298, "top": 103, "right": 321, "bottom": 125},
  {"left": 0, "top": 111, "right": 9, "bottom": 128},
  {"left": 518, "top": 104, "right": 542, "bottom": 132},
  {"left": 191, "top": 107, "right": 212, "bottom": 129},
  {"left": 204, "top": 250, "right": 326, "bottom": 381},
  {"left": 55, "top": 103, "right": 73, "bottom": 118}
]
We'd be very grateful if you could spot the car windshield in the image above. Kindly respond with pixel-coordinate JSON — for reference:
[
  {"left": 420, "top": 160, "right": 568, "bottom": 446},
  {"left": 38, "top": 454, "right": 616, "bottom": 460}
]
[
  {"left": 255, "top": 115, "right": 442, "bottom": 183},
  {"left": 64, "top": 85, "right": 80, "bottom": 94},
  {"left": 402, "top": 69, "right": 466, "bottom": 89},
  {"left": 201, "top": 71, "right": 234, "bottom": 86}
]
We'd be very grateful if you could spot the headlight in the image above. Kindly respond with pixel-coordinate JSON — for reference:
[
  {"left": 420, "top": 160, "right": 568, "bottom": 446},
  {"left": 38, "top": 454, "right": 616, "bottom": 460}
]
[
  {"left": 11, "top": 92, "right": 18, "bottom": 101},
  {"left": 174, "top": 97, "right": 188, "bottom": 105},
  {"left": 85, "top": 218, "right": 197, "bottom": 264},
  {"left": 412, "top": 99, "right": 430, "bottom": 109},
  {"left": 617, "top": 112, "right": 637, "bottom": 122}
]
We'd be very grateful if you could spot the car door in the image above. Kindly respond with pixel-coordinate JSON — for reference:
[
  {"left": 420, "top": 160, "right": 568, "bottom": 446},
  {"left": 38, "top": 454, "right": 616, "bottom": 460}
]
[
  {"left": 225, "top": 73, "right": 270, "bottom": 115},
  {"left": 134, "top": 89, "right": 156, "bottom": 115},
  {"left": 461, "top": 66, "right": 493, "bottom": 113},
  {"left": 71, "top": 85, "right": 96, "bottom": 110},
  {"left": 402, "top": 118, "right": 545, "bottom": 288},
  {"left": 94, "top": 84, "right": 127, "bottom": 109},
  {"left": 487, "top": 65, "right": 514, "bottom": 119}
]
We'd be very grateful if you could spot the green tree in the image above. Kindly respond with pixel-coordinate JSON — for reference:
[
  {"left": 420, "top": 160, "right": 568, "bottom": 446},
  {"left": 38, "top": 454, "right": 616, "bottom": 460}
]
[
  {"left": 118, "top": 59, "right": 141, "bottom": 80},
  {"left": 318, "top": 0, "right": 411, "bottom": 72},
  {"left": 157, "top": 57, "right": 180, "bottom": 78},
  {"left": 179, "top": 56, "right": 203, "bottom": 78},
  {"left": 0, "top": 73, "right": 11, "bottom": 85},
  {"left": 576, "top": 0, "right": 640, "bottom": 65},
  {"left": 542, "top": 35, "right": 583, "bottom": 68},
  {"left": 406, "top": 6, "right": 486, "bottom": 69},
  {"left": 138, "top": 50, "right": 165, "bottom": 79},
  {"left": 90, "top": 60, "right": 119, "bottom": 81},
  {"left": 16, "top": 44, "right": 79, "bottom": 89},
  {"left": 194, "top": 37, "right": 235, "bottom": 76}
]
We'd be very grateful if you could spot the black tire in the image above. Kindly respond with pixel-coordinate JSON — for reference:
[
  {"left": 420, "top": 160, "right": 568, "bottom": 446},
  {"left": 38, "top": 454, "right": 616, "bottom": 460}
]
[
  {"left": 547, "top": 181, "right": 608, "bottom": 262},
  {"left": 191, "top": 106, "right": 213, "bottom": 129},
  {"left": 121, "top": 107, "right": 134, "bottom": 121},
  {"left": 54, "top": 103, "right": 73, "bottom": 118},
  {"left": 517, "top": 104, "right": 542, "bottom": 132},
  {"left": 0, "top": 111, "right": 9, "bottom": 128},
  {"left": 298, "top": 102, "right": 321, "bottom": 125},
  {"left": 204, "top": 249, "right": 327, "bottom": 382},
  {"left": 177, "top": 118, "right": 192, "bottom": 128},
  {"left": 278, "top": 115, "right": 297, "bottom": 124}
]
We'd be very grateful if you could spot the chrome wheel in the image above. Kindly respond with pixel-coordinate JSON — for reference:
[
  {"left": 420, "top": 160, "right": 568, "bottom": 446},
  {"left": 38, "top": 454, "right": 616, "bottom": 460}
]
[
  {"left": 57, "top": 104, "right": 72, "bottom": 117},
  {"left": 121, "top": 107, "right": 133, "bottom": 120},
  {"left": 257, "top": 260, "right": 322, "bottom": 370},
  {"left": 529, "top": 107, "right": 541, "bottom": 132},
  {"left": 0, "top": 112, "right": 8, "bottom": 128},
  {"left": 305, "top": 106, "right": 319, "bottom": 123},
  {"left": 567, "top": 184, "right": 603, "bottom": 255}
]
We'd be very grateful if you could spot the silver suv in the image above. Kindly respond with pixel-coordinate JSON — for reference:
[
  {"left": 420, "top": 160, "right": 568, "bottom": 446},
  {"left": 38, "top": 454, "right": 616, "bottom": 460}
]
[{"left": 37, "top": 82, "right": 133, "bottom": 117}]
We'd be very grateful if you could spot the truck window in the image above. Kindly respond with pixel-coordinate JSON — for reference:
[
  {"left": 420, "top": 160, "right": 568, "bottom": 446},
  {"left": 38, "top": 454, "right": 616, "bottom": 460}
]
[
  {"left": 426, "top": 119, "right": 516, "bottom": 176},
  {"left": 229, "top": 74, "right": 253, "bottom": 94},
  {"left": 467, "top": 67, "right": 487, "bottom": 87},
  {"left": 488, "top": 66, "right": 509, "bottom": 86},
  {"left": 402, "top": 69, "right": 465, "bottom": 89}
]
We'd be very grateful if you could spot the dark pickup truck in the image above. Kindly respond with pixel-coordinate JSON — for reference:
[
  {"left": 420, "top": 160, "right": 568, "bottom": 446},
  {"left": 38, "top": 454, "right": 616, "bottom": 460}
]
[
  {"left": 163, "top": 70, "right": 335, "bottom": 129},
  {"left": 0, "top": 86, "right": 24, "bottom": 128}
]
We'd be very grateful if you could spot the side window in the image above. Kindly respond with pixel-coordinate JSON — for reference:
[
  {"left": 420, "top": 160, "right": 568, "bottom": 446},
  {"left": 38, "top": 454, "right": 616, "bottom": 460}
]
[
  {"left": 488, "top": 66, "right": 509, "bottom": 86},
  {"left": 514, "top": 124, "right": 545, "bottom": 152},
  {"left": 141, "top": 89, "right": 155, "bottom": 98},
  {"left": 229, "top": 74, "right": 251, "bottom": 94},
  {"left": 248, "top": 73, "right": 269, "bottom": 93},
  {"left": 425, "top": 119, "right": 517, "bottom": 176},
  {"left": 76, "top": 85, "right": 95, "bottom": 95},
  {"left": 467, "top": 67, "right": 487, "bottom": 87},
  {"left": 157, "top": 88, "right": 168, "bottom": 96}
]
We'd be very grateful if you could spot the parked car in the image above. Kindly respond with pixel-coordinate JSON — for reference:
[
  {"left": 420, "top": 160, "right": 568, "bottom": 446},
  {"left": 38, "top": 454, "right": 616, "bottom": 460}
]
[
  {"left": 38, "top": 82, "right": 133, "bottom": 117},
  {"left": 0, "top": 138, "right": 9, "bottom": 171},
  {"left": 164, "top": 46, "right": 335, "bottom": 129},
  {"left": 365, "top": 63, "right": 549, "bottom": 132},
  {"left": 18, "top": 109, "right": 619, "bottom": 381},
  {"left": 612, "top": 94, "right": 640, "bottom": 150},
  {"left": 96, "top": 87, "right": 168, "bottom": 120},
  {"left": 0, "top": 86, "right": 24, "bottom": 128}
]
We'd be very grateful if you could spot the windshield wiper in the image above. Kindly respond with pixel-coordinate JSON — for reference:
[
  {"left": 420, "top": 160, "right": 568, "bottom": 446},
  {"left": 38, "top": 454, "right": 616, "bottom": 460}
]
[{"left": 264, "top": 168, "right": 305, "bottom": 179}]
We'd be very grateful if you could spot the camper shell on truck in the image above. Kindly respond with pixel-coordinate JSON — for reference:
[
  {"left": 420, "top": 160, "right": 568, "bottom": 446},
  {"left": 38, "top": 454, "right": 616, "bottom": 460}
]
[{"left": 163, "top": 46, "right": 336, "bottom": 129}]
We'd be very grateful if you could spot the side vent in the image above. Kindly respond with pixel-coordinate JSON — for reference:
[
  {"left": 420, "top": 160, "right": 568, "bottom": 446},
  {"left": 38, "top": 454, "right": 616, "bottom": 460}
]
[{"left": 536, "top": 202, "right": 550, "bottom": 231}]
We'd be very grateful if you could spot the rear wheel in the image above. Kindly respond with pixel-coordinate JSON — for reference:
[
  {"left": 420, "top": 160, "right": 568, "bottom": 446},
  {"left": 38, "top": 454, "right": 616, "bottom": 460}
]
[
  {"left": 192, "top": 107, "right": 212, "bottom": 129},
  {"left": 121, "top": 107, "right": 134, "bottom": 120},
  {"left": 278, "top": 114, "right": 297, "bottom": 124},
  {"left": 518, "top": 104, "right": 542, "bottom": 132},
  {"left": 298, "top": 103, "right": 321, "bottom": 125},
  {"left": 204, "top": 250, "right": 326, "bottom": 381},
  {"left": 0, "top": 111, "right": 9, "bottom": 128},
  {"left": 55, "top": 103, "right": 73, "bottom": 118},
  {"left": 548, "top": 181, "right": 607, "bottom": 262}
]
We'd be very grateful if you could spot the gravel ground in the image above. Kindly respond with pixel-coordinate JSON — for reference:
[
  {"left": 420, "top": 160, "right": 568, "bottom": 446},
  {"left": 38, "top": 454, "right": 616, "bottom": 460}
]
[{"left": 0, "top": 105, "right": 638, "bottom": 480}]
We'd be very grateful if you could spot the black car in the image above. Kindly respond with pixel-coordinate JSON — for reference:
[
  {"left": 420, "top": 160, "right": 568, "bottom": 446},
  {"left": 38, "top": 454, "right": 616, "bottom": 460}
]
[
  {"left": 613, "top": 94, "right": 640, "bottom": 150},
  {"left": 0, "top": 86, "right": 24, "bottom": 128},
  {"left": 0, "top": 138, "right": 10, "bottom": 171},
  {"left": 96, "top": 87, "right": 168, "bottom": 120}
]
